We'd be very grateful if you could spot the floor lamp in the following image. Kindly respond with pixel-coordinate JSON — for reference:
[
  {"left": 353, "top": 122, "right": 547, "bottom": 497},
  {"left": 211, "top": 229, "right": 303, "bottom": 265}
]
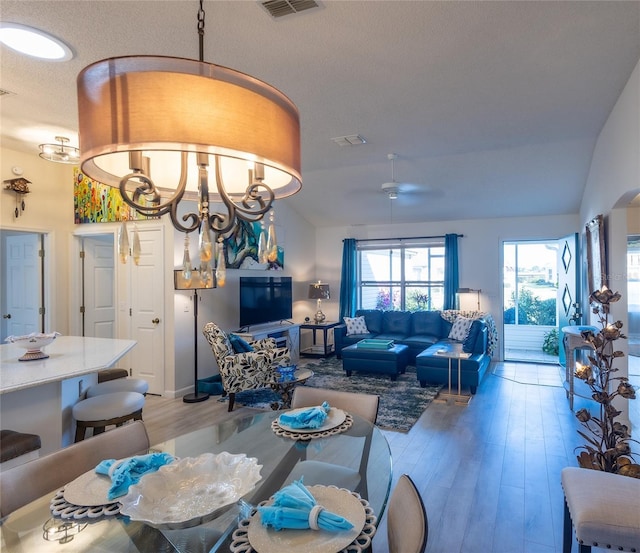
[{"left": 174, "top": 270, "right": 215, "bottom": 403}]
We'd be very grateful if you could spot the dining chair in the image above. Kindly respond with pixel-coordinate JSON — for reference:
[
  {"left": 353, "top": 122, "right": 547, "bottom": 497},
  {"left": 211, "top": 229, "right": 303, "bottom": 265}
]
[
  {"left": 0, "top": 420, "right": 150, "bottom": 517},
  {"left": 202, "top": 322, "right": 291, "bottom": 411},
  {"left": 286, "top": 387, "right": 380, "bottom": 495},
  {"left": 290, "top": 386, "right": 379, "bottom": 424},
  {"left": 387, "top": 474, "right": 429, "bottom": 553}
]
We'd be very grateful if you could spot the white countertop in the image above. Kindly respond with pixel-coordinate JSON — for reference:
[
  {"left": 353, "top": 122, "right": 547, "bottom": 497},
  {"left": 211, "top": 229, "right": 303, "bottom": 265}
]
[{"left": 0, "top": 336, "right": 137, "bottom": 394}]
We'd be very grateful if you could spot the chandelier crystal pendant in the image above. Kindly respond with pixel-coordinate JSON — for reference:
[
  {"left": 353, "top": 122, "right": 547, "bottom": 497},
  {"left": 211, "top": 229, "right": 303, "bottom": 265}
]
[{"left": 76, "top": 0, "right": 301, "bottom": 255}]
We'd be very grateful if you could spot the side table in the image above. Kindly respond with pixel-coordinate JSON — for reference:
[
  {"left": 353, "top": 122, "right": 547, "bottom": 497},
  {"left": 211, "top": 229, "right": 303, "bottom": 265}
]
[
  {"left": 269, "top": 367, "right": 314, "bottom": 410},
  {"left": 433, "top": 351, "right": 472, "bottom": 405},
  {"left": 300, "top": 321, "right": 341, "bottom": 358}
]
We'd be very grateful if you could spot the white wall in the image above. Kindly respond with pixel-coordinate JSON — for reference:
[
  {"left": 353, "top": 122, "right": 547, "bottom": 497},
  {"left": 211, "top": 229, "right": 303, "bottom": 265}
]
[
  {"left": 579, "top": 58, "right": 640, "bottom": 430},
  {"left": 0, "top": 148, "right": 76, "bottom": 334},
  {"left": 316, "top": 213, "right": 579, "bottom": 361}
]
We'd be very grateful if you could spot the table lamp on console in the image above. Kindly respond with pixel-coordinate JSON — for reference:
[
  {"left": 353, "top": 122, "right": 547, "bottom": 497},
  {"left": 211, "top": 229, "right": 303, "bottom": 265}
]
[{"left": 308, "top": 281, "right": 330, "bottom": 324}]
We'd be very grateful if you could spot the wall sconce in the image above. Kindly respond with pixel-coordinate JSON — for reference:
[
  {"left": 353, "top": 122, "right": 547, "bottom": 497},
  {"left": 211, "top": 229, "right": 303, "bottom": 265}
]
[
  {"left": 308, "top": 281, "right": 330, "bottom": 324},
  {"left": 457, "top": 287, "right": 482, "bottom": 311}
]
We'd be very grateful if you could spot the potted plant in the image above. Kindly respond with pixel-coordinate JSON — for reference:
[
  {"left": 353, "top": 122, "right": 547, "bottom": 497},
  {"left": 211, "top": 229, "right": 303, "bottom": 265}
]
[{"left": 573, "top": 286, "right": 640, "bottom": 478}]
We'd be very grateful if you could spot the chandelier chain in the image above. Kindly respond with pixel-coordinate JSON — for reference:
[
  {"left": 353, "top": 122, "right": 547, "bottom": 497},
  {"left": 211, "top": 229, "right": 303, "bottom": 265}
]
[{"left": 197, "top": 0, "right": 205, "bottom": 62}]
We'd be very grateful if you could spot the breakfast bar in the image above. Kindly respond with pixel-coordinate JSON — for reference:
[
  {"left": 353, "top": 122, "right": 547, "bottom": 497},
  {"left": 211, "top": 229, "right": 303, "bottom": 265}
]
[{"left": 1, "top": 336, "right": 136, "bottom": 455}]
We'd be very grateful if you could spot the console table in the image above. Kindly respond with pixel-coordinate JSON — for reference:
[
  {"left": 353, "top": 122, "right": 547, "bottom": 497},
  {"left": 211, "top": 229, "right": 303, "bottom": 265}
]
[
  {"left": 300, "top": 321, "right": 341, "bottom": 357},
  {"left": 561, "top": 326, "right": 597, "bottom": 410},
  {"left": 235, "top": 323, "right": 300, "bottom": 362}
]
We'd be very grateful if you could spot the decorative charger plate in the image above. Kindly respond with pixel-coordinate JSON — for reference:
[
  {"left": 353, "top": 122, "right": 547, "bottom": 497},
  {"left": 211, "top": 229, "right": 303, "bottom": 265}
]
[
  {"left": 63, "top": 468, "right": 116, "bottom": 507},
  {"left": 119, "top": 452, "right": 262, "bottom": 530},
  {"left": 277, "top": 407, "right": 347, "bottom": 434},
  {"left": 272, "top": 412, "right": 353, "bottom": 441},
  {"left": 230, "top": 486, "right": 377, "bottom": 553}
]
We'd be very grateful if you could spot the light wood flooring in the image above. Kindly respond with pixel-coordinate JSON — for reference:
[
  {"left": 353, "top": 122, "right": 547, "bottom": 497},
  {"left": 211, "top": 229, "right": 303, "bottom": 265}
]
[{"left": 142, "top": 360, "right": 632, "bottom": 553}]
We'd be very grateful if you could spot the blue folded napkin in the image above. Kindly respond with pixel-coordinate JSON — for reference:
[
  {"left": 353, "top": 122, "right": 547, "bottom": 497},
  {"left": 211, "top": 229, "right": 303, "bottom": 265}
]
[
  {"left": 278, "top": 402, "right": 330, "bottom": 429},
  {"left": 258, "top": 478, "right": 353, "bottom": 532},
  {"left": 95, "top": 452, "right": 175, "bottom": 500}
]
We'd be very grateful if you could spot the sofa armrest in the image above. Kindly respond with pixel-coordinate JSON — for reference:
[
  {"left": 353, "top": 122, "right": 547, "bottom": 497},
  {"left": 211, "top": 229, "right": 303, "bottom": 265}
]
[{"left": 334, "top": 324, "right": 348, "bottom": 348}]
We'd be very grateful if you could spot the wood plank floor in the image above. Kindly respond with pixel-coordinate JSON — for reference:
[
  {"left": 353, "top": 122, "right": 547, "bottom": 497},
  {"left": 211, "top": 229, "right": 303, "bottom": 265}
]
[{"left": 141, "top": 361, "right": 620, "bottom": 553}]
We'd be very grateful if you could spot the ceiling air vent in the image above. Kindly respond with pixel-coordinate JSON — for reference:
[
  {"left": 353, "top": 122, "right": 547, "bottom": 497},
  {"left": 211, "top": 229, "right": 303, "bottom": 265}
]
[
  {"left": 261, "top": 0, "right": 319, "bottom": 18},
  {"left": 331, "top": 134, "right": 367, "bottom": 147}
]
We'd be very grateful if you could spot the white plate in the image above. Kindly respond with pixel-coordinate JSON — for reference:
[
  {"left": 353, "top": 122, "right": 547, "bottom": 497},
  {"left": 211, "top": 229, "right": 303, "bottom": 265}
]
[
  {"left": 63, "top": 469, "right": 117, "bottom": 507},
  {"left": 119, "top": 452, "right": 262, "bottom": 529},
  {"left": 277, "top": 407, "right": 347, "bottom": 434},
  {"left": 248, "top": 486, "right": 366, "bottom": 553}
]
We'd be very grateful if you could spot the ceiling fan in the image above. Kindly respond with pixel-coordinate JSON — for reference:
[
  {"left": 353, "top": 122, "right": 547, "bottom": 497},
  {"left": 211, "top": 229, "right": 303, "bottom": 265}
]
[{"left": 381, "top": 153, "right": 428, "bottom": 200}]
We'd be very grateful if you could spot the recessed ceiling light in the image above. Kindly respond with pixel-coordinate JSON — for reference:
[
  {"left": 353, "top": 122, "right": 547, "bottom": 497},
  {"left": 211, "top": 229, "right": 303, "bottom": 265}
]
[{"left": 0, "top": 22, "right": 73, "bottom": 61}]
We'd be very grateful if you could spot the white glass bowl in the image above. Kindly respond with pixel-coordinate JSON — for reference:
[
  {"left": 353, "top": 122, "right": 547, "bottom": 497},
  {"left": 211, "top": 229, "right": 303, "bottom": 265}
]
[
  {"left": 119, "top": 452, "right": 262, "bottom": 529},
  {"left": 5, "top": 332, "right": 60, "bottom": 360}
]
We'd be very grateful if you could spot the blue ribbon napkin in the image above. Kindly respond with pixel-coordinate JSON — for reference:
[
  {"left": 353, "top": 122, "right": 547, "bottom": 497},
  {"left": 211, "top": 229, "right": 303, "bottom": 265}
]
[
  {"left": 95, "top": 452, "right": 175, "bottom": 500},
  {"left": 278, "top": 402, "right": 330, "bottom": 429},
  {"left": 258, "top": 478, "right": 354, "bottom": 532}
]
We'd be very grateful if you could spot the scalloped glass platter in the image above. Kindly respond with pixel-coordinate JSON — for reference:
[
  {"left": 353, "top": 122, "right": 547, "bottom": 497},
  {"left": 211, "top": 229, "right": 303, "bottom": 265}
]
[
  {"left": 277, "top": 407, "right": 347, "bottom": 434},
  {"left": 119, "top": 452, "right": 262, "bottom": 529},
  {"left": 247, "top": 486, "right": 366, "bottom": 553}
]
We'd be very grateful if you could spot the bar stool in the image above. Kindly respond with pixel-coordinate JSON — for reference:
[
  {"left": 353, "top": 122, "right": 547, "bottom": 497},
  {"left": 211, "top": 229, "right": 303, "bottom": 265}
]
[
  {"left": 561, "top": 466, "right": 640, "bottom": 552},
  {"left": 72, "top": 392, "right": 145, "bottom": 442},
  {"left": 86, "top": 378, "right": 149, "bottom": 397},
  {"left": 0, "top": 430, "right": 41, "bottom": 470},
  {"left": 97, "top": 368, "right": 129, "bottom": 383}
]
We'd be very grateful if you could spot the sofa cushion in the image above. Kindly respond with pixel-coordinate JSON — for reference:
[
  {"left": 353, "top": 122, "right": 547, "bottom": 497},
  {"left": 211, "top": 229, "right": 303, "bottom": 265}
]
[
  {"left": 344, "top": 316, "right": 369, "bottom": 336},
  {"left": 462, "top": 320, "right": 482, "bottom": 353},
  {"left": 355, "top": 310, "right": 383, "bottom": 334},
  {"left": 382, "top": 311, "right": 412, "bottom": 335},
  {"left": 411, "top": 311, "right": 443, "bottom": 337},
  {"left": 448, "top": 316, "right": 473, "bottom": 341}
]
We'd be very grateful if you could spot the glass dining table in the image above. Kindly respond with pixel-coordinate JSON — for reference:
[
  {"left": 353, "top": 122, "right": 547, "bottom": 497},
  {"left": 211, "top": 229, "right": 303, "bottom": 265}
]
[{"left": 0, "top": 409, "right": 392, "bottom": 552}]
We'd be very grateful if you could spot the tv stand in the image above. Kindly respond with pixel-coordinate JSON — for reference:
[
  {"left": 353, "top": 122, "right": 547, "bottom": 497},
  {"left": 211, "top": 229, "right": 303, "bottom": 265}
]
[{"left": 235, "top": 322, "right": 300, "bottom": 363}]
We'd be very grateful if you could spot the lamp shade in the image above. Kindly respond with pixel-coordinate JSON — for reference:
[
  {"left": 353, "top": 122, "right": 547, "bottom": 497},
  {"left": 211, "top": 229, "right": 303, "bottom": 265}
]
[
  {"left": 77, "top": 56, "right": 302, "bottom": 201},
  {"left": 308, "top": 283, "right": 330, "bottom": 300},
  {"left": 174, "top": 270, "right": 216, "bottom": 290}
]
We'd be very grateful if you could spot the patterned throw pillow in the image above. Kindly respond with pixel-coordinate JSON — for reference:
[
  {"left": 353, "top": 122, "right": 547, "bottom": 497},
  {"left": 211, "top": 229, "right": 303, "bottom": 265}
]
[
  {"left": 448, "top": 316, "right": 473, "bottom": 342},
  {"left": 229, "top": 334, "right": 254, "bottom": 353},
  {"left": 344, "top": 316, "right": 369, "bottom": 336}
]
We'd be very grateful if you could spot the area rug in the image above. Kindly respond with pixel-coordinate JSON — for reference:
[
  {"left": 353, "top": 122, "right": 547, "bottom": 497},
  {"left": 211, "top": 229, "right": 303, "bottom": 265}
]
[{"left": 217, "top": 357, "right": 441, "bottom": 432}]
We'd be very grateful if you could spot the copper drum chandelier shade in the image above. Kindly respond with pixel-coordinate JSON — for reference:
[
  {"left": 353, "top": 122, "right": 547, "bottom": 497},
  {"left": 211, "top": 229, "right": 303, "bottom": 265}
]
[{"left": 76, "top": 55, "right": 302, "bottom": 236}]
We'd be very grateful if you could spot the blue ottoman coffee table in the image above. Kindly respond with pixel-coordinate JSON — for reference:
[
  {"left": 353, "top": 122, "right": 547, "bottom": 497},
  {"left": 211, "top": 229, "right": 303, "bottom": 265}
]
[{"left": 342, "top": 342, "right": 409, "bottom": 380}]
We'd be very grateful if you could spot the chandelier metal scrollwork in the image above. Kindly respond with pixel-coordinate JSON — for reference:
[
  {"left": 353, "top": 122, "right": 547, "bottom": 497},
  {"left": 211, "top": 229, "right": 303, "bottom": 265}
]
[{"left": 77, "top": 0, "right": 301, "bottom": 280}]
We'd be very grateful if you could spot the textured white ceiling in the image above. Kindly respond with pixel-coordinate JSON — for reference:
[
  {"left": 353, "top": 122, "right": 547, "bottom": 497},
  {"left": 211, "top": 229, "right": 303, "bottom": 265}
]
[{"left": 1, "top": 1, "right": 638, "bottom": 227}]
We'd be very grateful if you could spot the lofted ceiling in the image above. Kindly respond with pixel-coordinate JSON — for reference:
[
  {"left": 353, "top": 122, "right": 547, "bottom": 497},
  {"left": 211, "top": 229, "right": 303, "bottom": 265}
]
[{"left": 1, "top": 1, "right": 639, "bottom": 228}]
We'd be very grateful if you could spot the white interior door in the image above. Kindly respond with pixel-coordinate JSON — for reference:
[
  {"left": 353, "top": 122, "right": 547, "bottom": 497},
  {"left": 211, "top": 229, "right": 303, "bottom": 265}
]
[
  {"left": 82, "top": 235, "right": 116, "bottom": 338},
  {"left": 128, "top": 226, "right": 165, "bottom": 395},
  {"left": 1, "top": 232, "right": 41, "bottom": 340}
]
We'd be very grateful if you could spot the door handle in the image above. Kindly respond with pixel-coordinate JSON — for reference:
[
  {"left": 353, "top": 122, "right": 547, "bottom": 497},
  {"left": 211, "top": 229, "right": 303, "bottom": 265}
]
[
  {"left": 2, "top": 314, "right": 11, "bottom": 319},
  {"left": 152, "top": 318, "right": 160, "bottom": 325}
]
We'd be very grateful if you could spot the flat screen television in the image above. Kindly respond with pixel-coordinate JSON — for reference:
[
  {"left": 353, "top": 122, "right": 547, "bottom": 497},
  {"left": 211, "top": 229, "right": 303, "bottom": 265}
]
[{"left": 239, "top": 276, "right": 293, "bottom": 328}]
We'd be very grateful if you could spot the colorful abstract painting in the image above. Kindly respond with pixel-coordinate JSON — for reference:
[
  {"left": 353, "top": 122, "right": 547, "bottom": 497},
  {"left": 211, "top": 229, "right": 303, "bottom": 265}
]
[
  {"left": 223, "top": 220, "right": 283, "bottom": 270},
  {"left": 74, "top": 168, "right": 142, "bottom": 223}
]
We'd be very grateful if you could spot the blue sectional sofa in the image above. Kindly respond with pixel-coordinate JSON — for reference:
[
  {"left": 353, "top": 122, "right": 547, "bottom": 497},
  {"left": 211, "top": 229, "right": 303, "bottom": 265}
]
[{"left": 334, "top": 309, "right": 491, "bottom": 394}]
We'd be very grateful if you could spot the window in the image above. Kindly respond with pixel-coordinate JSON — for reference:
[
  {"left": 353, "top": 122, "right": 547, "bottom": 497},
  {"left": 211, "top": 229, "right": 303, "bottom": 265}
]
[{"left": 357, "top": 238, "right": 444, "bottom": 311}]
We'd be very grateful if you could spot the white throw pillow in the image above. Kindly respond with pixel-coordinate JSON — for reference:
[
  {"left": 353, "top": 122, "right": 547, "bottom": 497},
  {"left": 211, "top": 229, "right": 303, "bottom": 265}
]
[
  {"left": 448, "top": 316, "right": 473, "bottom": 342},
  {"left": 344, "top": 316, "right": 369, "bottom": 336}
]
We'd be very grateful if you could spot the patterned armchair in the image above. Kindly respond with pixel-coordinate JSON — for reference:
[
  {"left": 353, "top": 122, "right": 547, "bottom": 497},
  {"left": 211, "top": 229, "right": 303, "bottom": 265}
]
[{"left": 202, "top": 322, "right": 291, "bottom": 411}]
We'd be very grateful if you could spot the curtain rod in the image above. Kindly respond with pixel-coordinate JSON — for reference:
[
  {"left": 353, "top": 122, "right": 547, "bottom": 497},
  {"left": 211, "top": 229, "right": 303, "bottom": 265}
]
[{"left": 345, "top": 234, "right": 464, "bottom": 243}]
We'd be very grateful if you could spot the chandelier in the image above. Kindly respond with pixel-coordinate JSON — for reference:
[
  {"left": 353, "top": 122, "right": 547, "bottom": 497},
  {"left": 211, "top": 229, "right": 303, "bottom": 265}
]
[
  {"left": 76, "top": 1, "right": 301, "bottom": 283},
  {"left": 39, "top": 136, "right": 80, "bottom": 164}
]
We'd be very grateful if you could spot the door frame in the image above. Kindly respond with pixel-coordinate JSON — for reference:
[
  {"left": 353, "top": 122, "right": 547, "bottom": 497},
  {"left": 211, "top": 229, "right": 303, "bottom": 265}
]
[
  {"left": 70, "top": 224, "right": 122, "bottom": 337},
  {"left": 0, "top": 226, "right": 53, "bottom": 338}
]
